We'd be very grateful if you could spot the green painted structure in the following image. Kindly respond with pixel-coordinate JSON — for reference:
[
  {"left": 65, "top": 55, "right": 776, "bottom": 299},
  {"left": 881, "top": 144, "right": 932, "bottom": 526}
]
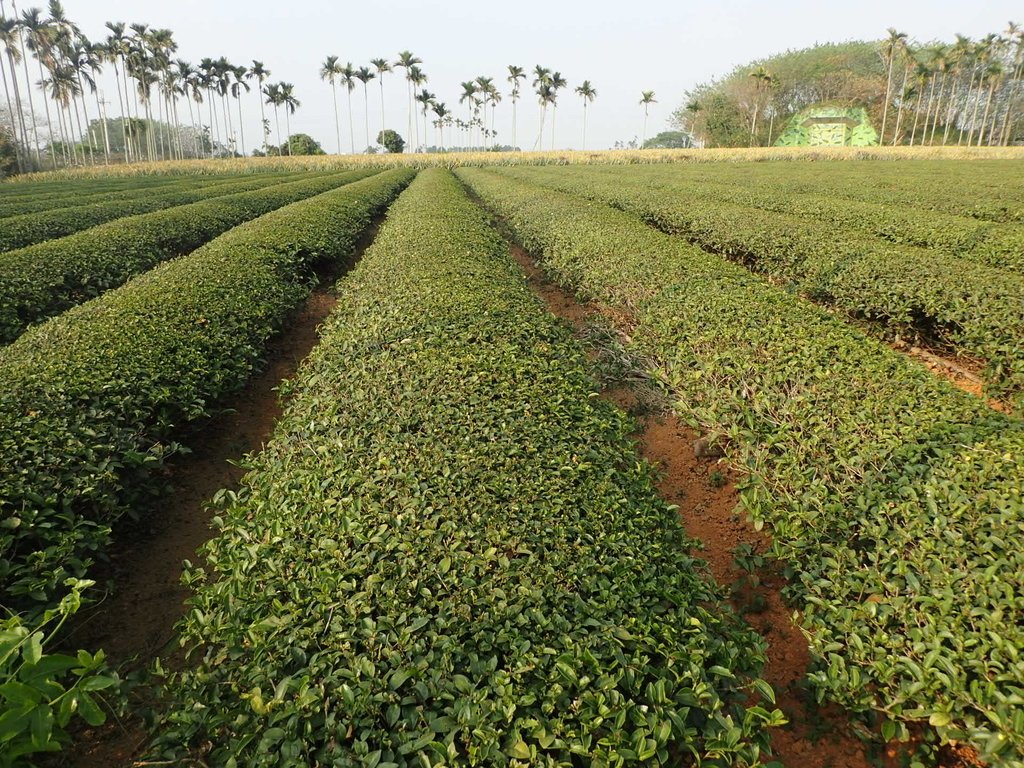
[{"left": 774, "top": 105, "right": 879, "bottom": 147}]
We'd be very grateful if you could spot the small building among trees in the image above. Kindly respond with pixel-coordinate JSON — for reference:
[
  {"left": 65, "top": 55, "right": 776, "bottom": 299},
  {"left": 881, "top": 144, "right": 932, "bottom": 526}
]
[{"left": 774, "top": 105, "right": 879, "bottom": 147}]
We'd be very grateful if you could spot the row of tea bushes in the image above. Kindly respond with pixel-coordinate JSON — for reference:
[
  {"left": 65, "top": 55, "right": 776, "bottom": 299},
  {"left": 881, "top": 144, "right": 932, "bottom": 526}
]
[
  {"left": 494, "top": 165, "right": 1024, "bottom": 412},
  {"left": 0, "top": 171, "right": 312, "bottom": 251},
  {"left": 158, "top": 169, "right": 782, "bottom": 766},
  {"left": 457, "top": 167, "right": 1024, "bottom": 766},
  {"left": 0, "top": 169, "right": 414, "bottom": 619},
  {"left": 0, "top": 169, "right": 377, "bottom": 343}
]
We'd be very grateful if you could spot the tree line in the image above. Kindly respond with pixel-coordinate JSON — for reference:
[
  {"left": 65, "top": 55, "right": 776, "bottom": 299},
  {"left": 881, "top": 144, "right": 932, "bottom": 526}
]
[
  {"left": 317, "top": 56, "right": 657, "bottom": 154},
  {"left": 674, "top": 24, "right": 1023, "bottom": 148},
  {"left": 0, "top": 0, "right": 315, "bottom": 171},
  {"left": 0, "top": 0, "right": 665, "bottom": 170}
]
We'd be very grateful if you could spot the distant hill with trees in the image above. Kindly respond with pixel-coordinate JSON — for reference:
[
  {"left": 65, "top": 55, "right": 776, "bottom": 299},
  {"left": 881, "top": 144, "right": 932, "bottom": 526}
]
[{"left": 673, "top": 26, "right": 1023, "bottom": 148}]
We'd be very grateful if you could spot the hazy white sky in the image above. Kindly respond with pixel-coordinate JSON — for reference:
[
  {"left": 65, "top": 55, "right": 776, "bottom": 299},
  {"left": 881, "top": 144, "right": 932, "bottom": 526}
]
[{"left": 15, "top": 0, "right": 1022, "bottom": 152}]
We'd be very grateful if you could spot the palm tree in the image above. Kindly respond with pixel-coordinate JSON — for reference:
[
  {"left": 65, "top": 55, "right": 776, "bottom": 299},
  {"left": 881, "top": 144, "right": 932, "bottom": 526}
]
[
  {"left": 977, "top": 61, "right": 1004, "bottom": 146},
  {"left": 924, "top": 45, "right": 950, "bottom": 144},
  {"left": 264, "top": 81, "right": 282, "bottom": 152},
  {"left": 340, "top": 62, "right": 356, "bottom": 153},
  {"left": 44, "top": 3, "right": 93, "bottom": 165},
  {"left": 41, "top": 64, "right": 78, "bottom": 164},
  {"left": 20, "top": 6, "right": 58, "bottom": 166},
  {"left": 176, "top": 58, "right": 201, "bottom": 157},
  {"left": 879, "top": 28, "right": 908, "bottom": 144},
  {"left": 486, "top": 83, "right": 501, "bottom": 144},
  {"left": 548, "top": 71, "right": 566, "bottom": 150},
  {"left": 104, "top": 21, "right": 133, "bottom": 161},
  {"left": 748, "top": 66, "right": 771, "bottom": 146},
  {"left": 144, "top": 27, "right": 177, "bottom": 160},
  {"left": 0, "top": 14, "right": 28, "bottom": 170},
  {"left": 890, "top": 38, "right": 916, "bottom": 145},
  {"left": 998, "top": 23, "right": 1023, "bottom": 145},
  {"left": 280, "top": 81, "right": 298, "bottom": 154},
  {"left": 474, "top": 75, "right": 492, "bottom": 147},
  {"left": 371, "top": 57, "right": 390, "bottom": 147},
  {"left": 355, "top": 65, "right": 374, "bottom": 152},
  {"left": 214, "top": 57, "right": 235, "bottom": 156},
  {"left": 908, "top": 58, "right": 930, "bottom": 146},
  {"left": 198, "top": 57, "right": 220, "bottom": 154},
  {"left": 415, "top": 87, "right": 434, "bottom": 151},
  {"left": 127, "top": 22, "right": 157, "bottom": 161},
  {"left": 230, "top": 64, "right": 249, "bottom": 155},
  {"left": 319, "top": 54, "right": 342, "bottom": 153},
  {"left": 431, "top": 100, "right": 448, "bottom": 150},
  {"left": 940, "top": 35, "right": 971, "bottom": 145},
  {"left": 506, "top": 65, "right": 525, "bottom": 150},
  {"left": 249, "top": 60, "right": 270, "bottom": 152},
  {"left": 639, "top": 90, "right": 657, "bottom": 147},
  {"left": 394, "top": 50, "right": 420, "bottom": 152},
  {"left": 70, "top": 36, "right": 103, "bottom": 163},
  {"left": 409, "top": 65, "right": 426, "bottom": 151},
  {"left": 965, "top": 35, "right": 996, "bottom": 145},
  {"left": 459, "top": 79, "right": 477, "bottom": 150},
  {"left": 575, "top": 80, "right": 596, "bottom": 149},
  {"left": 531, "top": 65, "right": 551, "bottom": 151}
]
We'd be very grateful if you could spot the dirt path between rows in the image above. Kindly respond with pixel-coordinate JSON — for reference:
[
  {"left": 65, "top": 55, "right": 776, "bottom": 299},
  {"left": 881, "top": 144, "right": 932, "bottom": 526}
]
[
  {"left": 507, "top": 240, "right": 892, "bottom": 768},
  {"left": 55, "top": 226, "right": 380, "bottom": 768}
]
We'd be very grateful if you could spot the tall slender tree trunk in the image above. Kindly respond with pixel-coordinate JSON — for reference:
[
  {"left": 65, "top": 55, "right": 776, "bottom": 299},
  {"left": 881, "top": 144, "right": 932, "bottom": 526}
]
[
  {"left": 928, "top": 70, "right": 947, "bottom": 144},
  {"left": 511, "top": 96, "right": 517, "bottom": 150},
  {"left": 581, "top": 101, "right": 587, "bottom": 150},
  {"left": 96, "top": 92, "right": 110, "bottom": 162},
  {"left": 14, "top": 15, "right": 40, "bottom": 165},
  {"left": 362, "top": 82, "right": 369, "bottom": 152},
  {"left": 997, "top": 63, "right": 1022, "bottom": 146},
  {"left": 235, "top": 95, "right": 245, "bottom": 156},
  {"left": 533, "top": 103, "right": 546, "bottom": 151},
  {"left": 155, "top": 88, "right": 166, "bottom": 160},
  {"left": 54, "top": 99, "right": 69, "bottom": 165},
  {"left": 412, "top": 84, "right": 419, "bottom": 151},
  {"left": 966, "top": 76, "right": 984, "bottom": 146},
  {"left": 130, "top": 79, "right": 146, "bottom": 160},
  {"left": 346, "top": 86, "right": 354, "bottom": 153},
  {"left": 113, "top": 59, "right": 130, "bottom": 162},
  {"left": 880, "top": 54, "right": 895, "bottom": 144},
  {"left": 207, "top": 87, "right": 217, "bottom": 156},
  {"left": 957, "top": 71, "right": 978, "bottom": 146},
  {"left": 222, "top": 91, "right": 234, "bottom": 155},
  {"left": 184, "top": 95, "right": 196, "bottom": 157},
  {"left": 284, "top": 106, "right": 292, "bottom": 155},
  {"left": 942, "top": 71, "right": 961, "bottom": 145},
  {"left": 909, "top": 87, "right": 924, "bottom": 146},
  {"left": 72, "top": 90, "right": 89, "bottom": 164},
  {"left": 4, "top": 49, "right": 29, "bottom": 168},
  {"left": 377, "top": 77, "right": 385, "bottom": 148},
  {"left": 405, "top": 77, "right": 412, "bottom": 151},
  {"left": 256, "top": 84, "right": 267, "bottom": 152},
  {"left": 0, "top": 52, "right": 23, "bottom": 172},
  {"left": 74, "top": 70, "right": 95, "bottom": 164},
  {"left": 920, "top": 77, "right": 937, "bottom": 144},
  {"left": 272, "top": 102, "right": 281, "bottom": 153},
  {"left": 330, "top": 79, "right": 340, "bottom": 153},
  {"left": 976, "top": 78, "right": 997, "bottom": 146},
  {"left": 892, "top": 66, "right": 910, "bottom": 145}
]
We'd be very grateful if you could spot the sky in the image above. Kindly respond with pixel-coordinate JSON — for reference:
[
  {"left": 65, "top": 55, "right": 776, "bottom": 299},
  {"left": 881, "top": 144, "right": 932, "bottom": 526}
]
[{"left": 12, "top": 0, "right": 1022, "bottom": 153}]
